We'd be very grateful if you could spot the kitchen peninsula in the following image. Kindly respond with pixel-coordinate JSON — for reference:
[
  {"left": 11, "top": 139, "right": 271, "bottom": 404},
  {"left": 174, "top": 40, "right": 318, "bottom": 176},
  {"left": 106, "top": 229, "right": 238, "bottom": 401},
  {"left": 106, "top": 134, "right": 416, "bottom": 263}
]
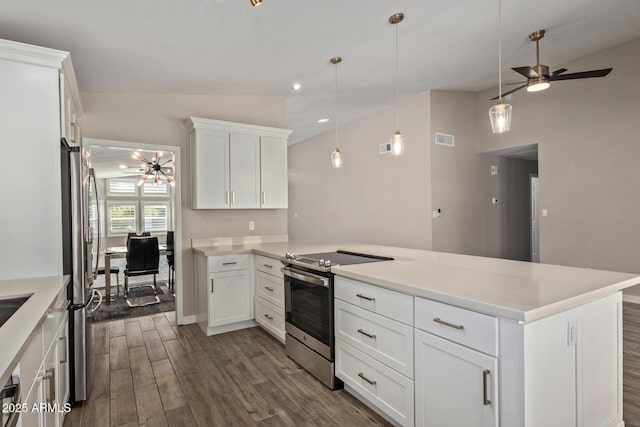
[{"left": 193, "top": 238, "right": 639, "bottom": 427}]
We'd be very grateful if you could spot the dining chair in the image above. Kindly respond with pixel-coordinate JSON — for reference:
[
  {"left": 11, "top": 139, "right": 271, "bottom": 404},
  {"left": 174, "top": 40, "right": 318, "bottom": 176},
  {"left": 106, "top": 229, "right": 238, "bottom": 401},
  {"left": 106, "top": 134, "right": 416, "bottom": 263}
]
[
  {"left": 166, "top": 231, "right": 175, "bottom": 292},
  {"left": 97, "top": 266, "right": 120, "bottom": 301},
  {"left": 126, "top": 231, "right": 150, "bottom": 247},
  {"left": 124, "top": 236, "right": 160, "bottom": 307}
]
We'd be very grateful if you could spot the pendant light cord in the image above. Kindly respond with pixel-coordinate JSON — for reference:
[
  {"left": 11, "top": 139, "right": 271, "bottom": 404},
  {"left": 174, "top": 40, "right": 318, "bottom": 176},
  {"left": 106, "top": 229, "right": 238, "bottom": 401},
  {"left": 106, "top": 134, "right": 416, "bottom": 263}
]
[
  {"left": 395, "top": 21, "right": 400, "bottom": 131},
  {"left": 497, "top": 0, "right": 502, "bottom": 101},
  {"left": 335, "top": 62, "right": 339, "bottom": 148}
]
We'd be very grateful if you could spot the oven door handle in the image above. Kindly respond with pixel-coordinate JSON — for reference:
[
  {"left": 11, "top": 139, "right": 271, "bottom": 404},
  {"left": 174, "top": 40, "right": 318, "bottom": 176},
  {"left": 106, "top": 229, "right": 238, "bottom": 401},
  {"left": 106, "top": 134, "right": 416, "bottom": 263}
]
[{"left": 281, "top": 267, "right": 330, "bottom": 288}]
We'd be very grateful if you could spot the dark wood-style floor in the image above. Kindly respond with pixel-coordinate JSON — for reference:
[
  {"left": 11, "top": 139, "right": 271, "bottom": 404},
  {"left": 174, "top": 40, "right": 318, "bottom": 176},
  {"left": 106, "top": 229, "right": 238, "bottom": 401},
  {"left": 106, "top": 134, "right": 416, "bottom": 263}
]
[{"left": 62, "top": 312, "right": 391, "bottom": 427}]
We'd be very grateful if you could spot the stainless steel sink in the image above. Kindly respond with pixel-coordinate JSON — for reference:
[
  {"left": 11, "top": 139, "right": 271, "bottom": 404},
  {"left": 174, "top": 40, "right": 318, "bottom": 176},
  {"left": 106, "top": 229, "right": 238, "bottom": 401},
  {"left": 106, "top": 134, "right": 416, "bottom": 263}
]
[{"left": 0, "top": 295, "right": 31, "bottom": 328}]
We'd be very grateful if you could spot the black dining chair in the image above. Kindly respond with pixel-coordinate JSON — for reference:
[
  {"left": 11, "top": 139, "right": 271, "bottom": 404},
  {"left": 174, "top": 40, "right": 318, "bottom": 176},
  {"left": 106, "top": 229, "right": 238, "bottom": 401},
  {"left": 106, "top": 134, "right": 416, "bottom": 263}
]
[
  {"left": 126, "top": 231, "right": 150, "bottom": 247},
  {"left": 124, "top": 236, "right": 160, "bottom": 307},
  {"left": 166, "top": 231, "right": 175, "bottom": 292}
]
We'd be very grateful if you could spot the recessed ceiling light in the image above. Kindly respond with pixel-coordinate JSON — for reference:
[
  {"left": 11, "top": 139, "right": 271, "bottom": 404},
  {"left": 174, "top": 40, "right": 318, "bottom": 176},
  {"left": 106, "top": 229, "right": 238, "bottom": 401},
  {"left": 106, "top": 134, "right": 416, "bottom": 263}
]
[
  {"left": 318, "top": 118, "right": 330, "bottom": 123},
  {"left": 292, "top": 82, "right": 302, "bottom": 91}
]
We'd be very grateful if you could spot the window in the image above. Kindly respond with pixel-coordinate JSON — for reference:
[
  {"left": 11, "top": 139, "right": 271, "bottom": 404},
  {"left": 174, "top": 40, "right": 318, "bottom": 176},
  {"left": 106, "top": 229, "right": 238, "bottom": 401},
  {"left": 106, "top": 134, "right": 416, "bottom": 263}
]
[
  {"left": 108, "top": 203, "right": 137, "bottom": 234},
  {"left": 105, "top": 177, "right": 172, "bottom": 236},
  {"left": 143, "top": 203, "right": 169, "bottom": 232}
]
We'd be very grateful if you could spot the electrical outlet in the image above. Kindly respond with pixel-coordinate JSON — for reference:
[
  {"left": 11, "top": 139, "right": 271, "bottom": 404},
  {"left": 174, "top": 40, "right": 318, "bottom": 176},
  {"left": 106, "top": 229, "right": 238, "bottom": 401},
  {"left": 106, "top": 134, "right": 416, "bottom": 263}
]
[
  {"left": 249, "top": 221, "right": 255, "bottom": 231},
  {"left": 491, "top": 198, "right": 499, "bottom": 205},
  {"left": 432, "top": 209, "right": 442, "bottom": 218},
  {"left": 491, "top": 165, "right": 499, "bottom": 176}
]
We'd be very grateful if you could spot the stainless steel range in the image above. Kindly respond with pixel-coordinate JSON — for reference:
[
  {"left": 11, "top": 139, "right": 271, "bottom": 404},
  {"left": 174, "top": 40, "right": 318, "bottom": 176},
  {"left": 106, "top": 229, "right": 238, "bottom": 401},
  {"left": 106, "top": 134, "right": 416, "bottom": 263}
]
[{"left": 281, "top": 250, "right": 394, "bottom": 389}]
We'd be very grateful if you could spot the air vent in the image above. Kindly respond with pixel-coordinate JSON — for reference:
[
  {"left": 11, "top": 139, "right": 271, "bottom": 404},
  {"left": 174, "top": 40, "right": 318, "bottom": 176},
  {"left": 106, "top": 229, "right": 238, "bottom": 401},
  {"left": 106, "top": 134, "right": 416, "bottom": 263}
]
[
  {"left": 435, "top": 132, "right": 455, "bottom": 147},
  {"left": 379, "top": 142, "right": 392, "bottom": 154}
]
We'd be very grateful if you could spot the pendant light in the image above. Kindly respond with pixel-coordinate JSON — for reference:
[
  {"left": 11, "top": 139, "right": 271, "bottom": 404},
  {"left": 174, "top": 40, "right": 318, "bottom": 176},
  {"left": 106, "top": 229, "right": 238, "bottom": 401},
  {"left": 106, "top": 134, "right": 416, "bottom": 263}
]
[
  {"left": 389, "top": 13, "right": 405, "bottom": 156},
  {"left": 488, "top": 0, "right": 512, "bottom": 134},
  {"left": 330, "top": 57, "right": 343, "bottom": 169}
]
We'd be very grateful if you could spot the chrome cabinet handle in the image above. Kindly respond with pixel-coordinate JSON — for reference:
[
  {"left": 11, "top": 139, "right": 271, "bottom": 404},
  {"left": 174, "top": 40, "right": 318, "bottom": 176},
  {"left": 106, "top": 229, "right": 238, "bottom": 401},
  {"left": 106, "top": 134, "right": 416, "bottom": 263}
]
[
  {"left": 60, "top": 335, "right": 68, "bottom": 363},
  {"left": 357, "top": 329, "right": 376, "bottom": 339},
  {"left": 264, "top": 314, "right": 274, "bottom": 320},
  {"left": 483, "top": 369, "right": 491, "bottom": 405},
  {"left": 433, "top": 318, "right": 464, "bottom": 330},
  {"left": 261, "top": 191, "right": 266, "bottom": 205},
  {"left": 263, "top": 264, "right": 273, "bottom": 269},
  {"left": 231, "top": 191, "right": 235, "bottom": 204},
  {"left": 210, "top": 278, "right": 214, "bottom": 293},
  {"left": 264, "top": 286, "right": 274, "bottom": 292},
  {"left": 358, "top": 372, "right": 377, "bottom": 386},
  {"left": 43, "top": 368, "right": 55, "bottom": 404},
  {"left": 356, "top": 294, "right": 375, "bottom": 302},
  {"left": 222, "top": 262, "right": 237, "bottom": 266}
]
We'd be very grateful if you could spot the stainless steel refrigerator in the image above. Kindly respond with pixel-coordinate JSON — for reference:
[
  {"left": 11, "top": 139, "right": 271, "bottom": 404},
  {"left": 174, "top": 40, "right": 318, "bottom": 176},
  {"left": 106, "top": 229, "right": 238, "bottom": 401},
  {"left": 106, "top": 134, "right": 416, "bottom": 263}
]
[{"left": 60, "top": 138, "right": 101, "bottom": 403}]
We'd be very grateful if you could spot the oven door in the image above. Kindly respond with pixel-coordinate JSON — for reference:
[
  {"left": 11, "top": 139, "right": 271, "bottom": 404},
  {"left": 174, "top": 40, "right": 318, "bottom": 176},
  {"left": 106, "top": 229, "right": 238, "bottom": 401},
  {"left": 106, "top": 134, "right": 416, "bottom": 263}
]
[{"left": 283, "top": 266, "right": 334, "bottom": 360}]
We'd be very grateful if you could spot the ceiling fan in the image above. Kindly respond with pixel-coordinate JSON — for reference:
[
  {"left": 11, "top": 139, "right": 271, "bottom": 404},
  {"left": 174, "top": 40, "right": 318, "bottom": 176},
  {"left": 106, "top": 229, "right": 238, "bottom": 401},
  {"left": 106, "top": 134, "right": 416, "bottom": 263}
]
[
  {"left": 491, "top": 29, "right": 613, "bottom": 100},
  {"left": 119, "top": 151, "right": 175, "bottom": 186}
]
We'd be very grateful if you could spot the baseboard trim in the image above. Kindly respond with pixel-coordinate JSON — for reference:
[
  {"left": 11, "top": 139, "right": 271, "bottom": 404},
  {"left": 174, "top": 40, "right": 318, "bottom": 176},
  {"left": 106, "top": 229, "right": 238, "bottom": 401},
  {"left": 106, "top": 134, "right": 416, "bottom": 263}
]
[
  {"left": 179, "top": 314, "right": 197, "bottom": 325},
  {"left": 623, "top": 294, "right": 640, "bottom": 304}
]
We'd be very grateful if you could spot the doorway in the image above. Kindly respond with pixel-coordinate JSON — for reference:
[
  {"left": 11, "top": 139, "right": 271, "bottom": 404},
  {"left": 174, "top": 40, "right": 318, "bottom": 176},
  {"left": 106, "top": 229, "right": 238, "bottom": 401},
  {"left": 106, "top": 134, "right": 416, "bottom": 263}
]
[
  {"left": 484, "top": 143, "right": 539, "bottom": 262},
  {"left": 83, "top": 138, "right": 183, "bottom": 325}
]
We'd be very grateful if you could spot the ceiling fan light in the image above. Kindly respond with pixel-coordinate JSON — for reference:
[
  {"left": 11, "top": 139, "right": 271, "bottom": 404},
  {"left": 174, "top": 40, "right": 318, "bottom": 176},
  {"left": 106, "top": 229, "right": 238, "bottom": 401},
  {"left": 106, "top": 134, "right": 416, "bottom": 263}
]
[
  {"left": 489, "top": 100, "right": 512, "bottom": 134},
  {"left": 527, "top": 81, "right": 550, "bottom": 92},
  {"left": 250, "top": 0, "right": 262, "bottom": 6},
  {"left": 331, "top": 148, "right": 343, "bottom": 169},
  {"left": 390, "top": 131, "right": 405, "bottom": 156}
]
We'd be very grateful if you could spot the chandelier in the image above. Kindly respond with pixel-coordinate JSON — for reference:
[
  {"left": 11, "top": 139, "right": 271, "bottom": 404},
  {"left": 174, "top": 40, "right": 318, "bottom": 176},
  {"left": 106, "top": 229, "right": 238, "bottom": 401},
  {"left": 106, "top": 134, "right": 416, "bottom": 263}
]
[{"left": 120, "top": 151, "right": 175, "bottom": 186}]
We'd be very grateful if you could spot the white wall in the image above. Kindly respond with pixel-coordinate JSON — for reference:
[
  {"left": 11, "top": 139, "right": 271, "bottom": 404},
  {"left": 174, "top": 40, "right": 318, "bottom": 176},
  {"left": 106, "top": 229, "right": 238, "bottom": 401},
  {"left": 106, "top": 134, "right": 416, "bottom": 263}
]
[
  {"left": 288, "top": 92, "right": 432, "bottom": 250},
  {"left": 477, "top": 37, "right": 640, "bottom": 274},
  {"left": 80, "top": 92, "right": 288, "bottom": 317}
]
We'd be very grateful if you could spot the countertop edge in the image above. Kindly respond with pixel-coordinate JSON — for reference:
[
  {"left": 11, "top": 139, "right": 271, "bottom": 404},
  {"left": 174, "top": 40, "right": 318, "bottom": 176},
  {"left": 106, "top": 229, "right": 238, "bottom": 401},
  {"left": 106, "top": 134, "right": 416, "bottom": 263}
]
[{"left": 0, "top": 276, "right": 69, "bottom": 388}]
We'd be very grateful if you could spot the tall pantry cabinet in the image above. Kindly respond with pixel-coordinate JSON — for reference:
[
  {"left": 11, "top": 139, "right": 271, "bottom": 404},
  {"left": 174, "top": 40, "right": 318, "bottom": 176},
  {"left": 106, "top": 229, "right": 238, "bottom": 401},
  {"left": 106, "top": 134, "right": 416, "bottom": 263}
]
[{"left": 0, "top": 39, "right": 83, "bottom": 280}]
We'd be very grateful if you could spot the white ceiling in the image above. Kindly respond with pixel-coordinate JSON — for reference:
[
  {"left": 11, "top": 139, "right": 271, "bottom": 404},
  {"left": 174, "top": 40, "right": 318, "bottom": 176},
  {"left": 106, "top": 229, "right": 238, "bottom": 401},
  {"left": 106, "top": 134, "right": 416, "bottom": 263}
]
[{"left": 1, "top": 0, "right": 639, "bottom": 143}]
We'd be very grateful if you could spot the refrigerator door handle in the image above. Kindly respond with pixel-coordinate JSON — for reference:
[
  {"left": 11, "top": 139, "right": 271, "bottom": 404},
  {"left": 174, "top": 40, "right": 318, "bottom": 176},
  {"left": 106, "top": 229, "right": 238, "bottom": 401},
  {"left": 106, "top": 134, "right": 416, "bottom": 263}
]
[
  {"left": 69, "top": 289, "right": 101, "bottom": 311},
  {"left": 89, "top": 168, "right": 100, "bottom": 280}
]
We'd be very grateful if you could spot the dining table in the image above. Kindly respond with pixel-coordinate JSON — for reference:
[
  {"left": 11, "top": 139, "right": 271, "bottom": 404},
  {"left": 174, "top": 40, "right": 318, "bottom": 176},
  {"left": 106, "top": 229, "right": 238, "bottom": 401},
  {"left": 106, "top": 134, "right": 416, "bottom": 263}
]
[{"left": 103, "top": 244, "right": 173, "bottom": 304}]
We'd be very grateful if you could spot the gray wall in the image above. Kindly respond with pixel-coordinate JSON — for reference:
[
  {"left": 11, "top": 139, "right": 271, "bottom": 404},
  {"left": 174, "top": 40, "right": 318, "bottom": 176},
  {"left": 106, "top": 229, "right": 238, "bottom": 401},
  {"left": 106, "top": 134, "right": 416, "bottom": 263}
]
[
  {"left": 477, "top": 37, "right": 640, "bottom": 273},
  {"left": 81, "top": 92, "right": 288, "bottom": 317},
  {"left": 288, "top": 92, "right": 432, "bottom": 250}
]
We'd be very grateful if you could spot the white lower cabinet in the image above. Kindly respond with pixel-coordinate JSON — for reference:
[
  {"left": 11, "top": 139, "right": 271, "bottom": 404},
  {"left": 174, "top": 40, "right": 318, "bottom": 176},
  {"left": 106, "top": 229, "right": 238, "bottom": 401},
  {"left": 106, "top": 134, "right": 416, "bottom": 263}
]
[
  {"left": 254, "top": 254, "right": 285, "bottom": 342},
  {"left": 414, "top": 329, "right": 498, "bottom": 427},
  {"left": 336, "top": 340, "right": 414, "bottom": 427},
  {"left": 195, "top": 253, "right": 256, "bottom": 335},
  {"left": 255, "top": 297, "right": 285, "bottom": 341}
]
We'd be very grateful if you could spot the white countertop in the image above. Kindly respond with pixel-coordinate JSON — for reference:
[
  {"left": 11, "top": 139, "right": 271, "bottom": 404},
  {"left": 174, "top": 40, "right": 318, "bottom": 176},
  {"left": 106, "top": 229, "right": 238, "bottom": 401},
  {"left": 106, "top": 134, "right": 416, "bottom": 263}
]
[
  {"left": 0, "top": 275, "right": 68, "bottom": 387},
  {"left": 193, "top": 241, "right": 640, "bottom": 323}
]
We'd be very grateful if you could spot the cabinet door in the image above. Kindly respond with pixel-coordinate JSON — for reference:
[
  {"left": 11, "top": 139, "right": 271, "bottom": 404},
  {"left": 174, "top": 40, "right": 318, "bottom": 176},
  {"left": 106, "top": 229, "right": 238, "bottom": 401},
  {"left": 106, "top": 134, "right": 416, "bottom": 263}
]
[
  {"left": 229, "top": 133, "right": 260, "bottom": 209},
  {"left": 209, "top": 270, "right": 252, "bottom": 327},
  {"left": 41, "top": 347, "right": 57, "bottom": 427},
  {"left": 415, "top": 329, "right": 498, "bottom": 427},
  {"left": 191, "top": 129, "right": 229, "bottom": 209},
  {"left": 260, "top": 137, "right": 288, "bottom": 208},
  {"left": 56, "top": 315, "right": 70, "bottom": 426}
]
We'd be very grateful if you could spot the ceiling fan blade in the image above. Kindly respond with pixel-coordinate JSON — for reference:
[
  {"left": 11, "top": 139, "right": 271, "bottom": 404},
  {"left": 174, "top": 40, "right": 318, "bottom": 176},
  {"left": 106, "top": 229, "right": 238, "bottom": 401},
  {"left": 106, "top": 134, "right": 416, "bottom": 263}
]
[
  {"left": 549, "top": 68, "right": 612, "bottom": 81},
  {"left": 506, "top": 81, "right": 528, "bottom": 86},
  {"left": 490, "top": 84, "right": 528, "bottom": 100},
  {"left": 512, "top": 66, "right": 538, "bottom": 78},
  {"left": 551, "top": 68, "right": 568, "bottom": 76}
]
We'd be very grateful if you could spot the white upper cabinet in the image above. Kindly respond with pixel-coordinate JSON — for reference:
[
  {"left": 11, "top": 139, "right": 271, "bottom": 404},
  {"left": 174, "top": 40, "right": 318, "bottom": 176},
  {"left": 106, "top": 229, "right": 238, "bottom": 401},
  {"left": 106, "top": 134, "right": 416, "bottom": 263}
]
[{"left": 185, "top": 117, "right": 292, "bottom": 210}]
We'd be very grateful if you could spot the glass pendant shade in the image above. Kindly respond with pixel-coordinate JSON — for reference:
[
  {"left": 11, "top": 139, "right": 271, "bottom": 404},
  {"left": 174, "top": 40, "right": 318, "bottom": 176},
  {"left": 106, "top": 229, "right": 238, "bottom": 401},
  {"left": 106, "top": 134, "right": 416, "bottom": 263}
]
[
  {"left": 489, "top": 100, "right": 512, "bottom": 134},
  {"left": 331, "top": 148, "right": 342, "bottom": 168},
  {"left": 390, "top": 131, "right": 405, "bottom": 156}
]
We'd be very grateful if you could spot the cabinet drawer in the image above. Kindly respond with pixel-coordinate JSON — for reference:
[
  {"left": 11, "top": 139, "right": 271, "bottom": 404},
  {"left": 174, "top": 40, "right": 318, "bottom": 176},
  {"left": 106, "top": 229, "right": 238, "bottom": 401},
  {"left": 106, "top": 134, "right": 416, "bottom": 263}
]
[
  {"left": 255, "top": 254, "right": 283, "bottom": 279},
  {"left": 208, "top": 254, "right": 250, "bottom": 272},
  {"left": 255, "top": 297, "right": 285, "bottom": 342},
  {"left": 336, "top": 340, "right": 414, "bottom": 427},
  {"left": 256, "top": 271, "right": 284, "bottom": 308},
  {"left": 42, "top": 286, "right": 67, "bottom": 354},
  {"left": 415, "top": 297, "right": 498, "bottom": 356},
  {"left": 335, "top": 276, "right": 413, "bottom": 326},
  {"left": 335, "top": 300, "right": 414, "bottom": 379}
]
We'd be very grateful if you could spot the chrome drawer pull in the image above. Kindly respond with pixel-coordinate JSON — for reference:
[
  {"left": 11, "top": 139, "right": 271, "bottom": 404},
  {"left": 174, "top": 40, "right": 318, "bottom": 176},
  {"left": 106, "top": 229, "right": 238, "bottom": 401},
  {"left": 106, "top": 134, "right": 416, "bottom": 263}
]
[
  {"left": 211, "top": 278, "right": 214, "bottom": 293},
  {"left": 358, "top": 372, "right": 377, "bottom": 386},
  {"left": 483, "top": 369, "right": 491, "bottom": 405},
  {"left": 263, "top": 264, "right": 273, "bottom": 268},
  {"left": 264, "top": 314, "right": 274, "bottom": 320},
  {"left": 356, "top": 294, "right": 375, "bottom": 302},
  {"left": 433, "top": 318, "right": 464, "bottom": 330},
  {"left": 357, "top": 329, "right": 376, "bottom": 339},
  {"left": 264, "top": 286, "right": 274, "bottom": 292},
  {"left": 222, "top": 261, "right": 238, "bottom": 266}
]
